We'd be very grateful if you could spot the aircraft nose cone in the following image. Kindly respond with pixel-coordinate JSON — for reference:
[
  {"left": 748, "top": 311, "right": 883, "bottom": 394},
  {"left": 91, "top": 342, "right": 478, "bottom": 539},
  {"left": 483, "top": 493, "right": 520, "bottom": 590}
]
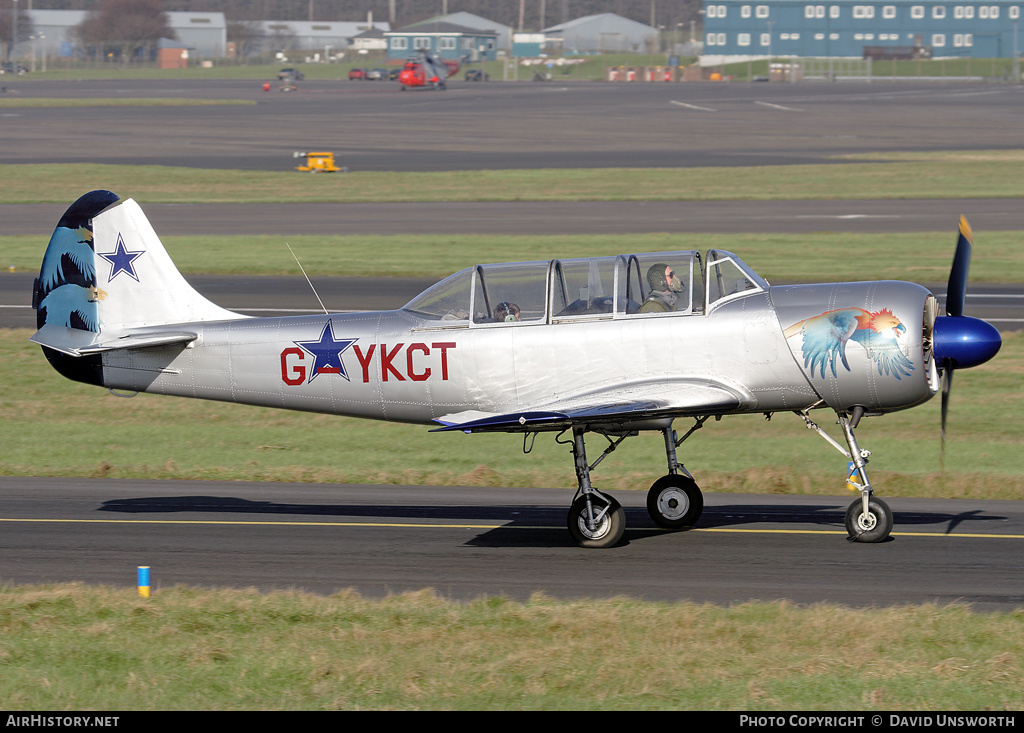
[{"left": 932, "top": 315, "right": 1002, "bottom": 369}]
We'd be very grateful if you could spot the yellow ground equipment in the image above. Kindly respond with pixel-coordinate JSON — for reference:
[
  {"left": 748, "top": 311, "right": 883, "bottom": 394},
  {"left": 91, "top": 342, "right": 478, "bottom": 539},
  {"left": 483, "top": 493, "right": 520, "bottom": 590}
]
[{"left": 294, "top": 151, "right": 344, "bottom": 172}]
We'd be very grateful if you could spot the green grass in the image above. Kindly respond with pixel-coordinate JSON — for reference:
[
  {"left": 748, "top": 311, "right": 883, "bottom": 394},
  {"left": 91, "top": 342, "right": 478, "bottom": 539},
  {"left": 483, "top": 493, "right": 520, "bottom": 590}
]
[
  {"left": 2, "top": 150, "right": 1024, "bottom": 205},
  {"left": 3, "top": 329, "right": 1022, "bottom": 499},
  {"left": 0, "top": 584, "right": 1021, "bottom": 710},
  {"left": 6, "top": 229, "right": 1023, "bottom": 282}
]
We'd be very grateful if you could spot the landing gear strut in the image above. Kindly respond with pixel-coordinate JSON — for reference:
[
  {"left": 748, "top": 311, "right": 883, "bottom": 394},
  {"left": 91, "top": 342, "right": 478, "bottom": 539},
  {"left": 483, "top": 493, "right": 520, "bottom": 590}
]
[
  {"left": 799, "top": 406, "right": 894, "bottom": 543},
  {"left": 563, "top": 422, "right": 706, "bottom": 548},
  {"left": 646, "top": 424, "right": 705, "bottom": 529},
  {"left": 565, "top": 427, "right": 625, "bottom": 548},
  {"left": 839, "top": 408, "right": 893, "bottom": 543}
]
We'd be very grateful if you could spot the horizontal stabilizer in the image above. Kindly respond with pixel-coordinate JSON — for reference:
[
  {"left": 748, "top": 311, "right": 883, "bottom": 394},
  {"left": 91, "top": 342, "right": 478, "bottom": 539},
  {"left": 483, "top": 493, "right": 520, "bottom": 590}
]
[{"left": 30, "top": 323, "right": 197, "bottom": 357}]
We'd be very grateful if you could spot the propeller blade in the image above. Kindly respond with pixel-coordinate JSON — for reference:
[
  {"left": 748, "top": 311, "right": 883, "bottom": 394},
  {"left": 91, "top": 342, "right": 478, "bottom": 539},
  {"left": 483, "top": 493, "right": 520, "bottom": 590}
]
[
  {"left": 946, "top": 216, "right": 973, "bottom": 317},
  {"left": 940, "top": 360, "right": 954, "bottom": 469}
]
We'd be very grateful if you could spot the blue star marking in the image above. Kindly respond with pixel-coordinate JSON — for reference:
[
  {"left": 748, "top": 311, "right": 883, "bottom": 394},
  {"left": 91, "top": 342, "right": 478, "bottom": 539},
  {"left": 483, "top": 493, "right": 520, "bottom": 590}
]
[
  {"left": 295, "top": 322, "right": 357, "bottom": 383},
  {"left": 97, "top": 234, "right": 145, "bottom": 282}
]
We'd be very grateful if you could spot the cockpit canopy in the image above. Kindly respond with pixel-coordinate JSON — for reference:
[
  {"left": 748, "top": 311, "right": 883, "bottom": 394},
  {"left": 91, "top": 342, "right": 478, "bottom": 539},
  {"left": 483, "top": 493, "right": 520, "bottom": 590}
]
[{"left": 402, "top": 250, "right": 768, "bottom": 325}]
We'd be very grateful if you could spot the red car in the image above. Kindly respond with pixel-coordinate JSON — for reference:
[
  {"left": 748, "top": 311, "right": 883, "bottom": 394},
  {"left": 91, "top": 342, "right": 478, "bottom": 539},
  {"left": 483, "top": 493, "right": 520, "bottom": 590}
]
[{"left": 348, "top": 68, "right": 367, "bottom": 80}]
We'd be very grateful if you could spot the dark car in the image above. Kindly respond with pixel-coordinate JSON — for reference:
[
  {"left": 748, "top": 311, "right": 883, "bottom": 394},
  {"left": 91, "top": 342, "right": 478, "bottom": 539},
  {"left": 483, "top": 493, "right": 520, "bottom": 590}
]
[
  {"left": 388, "top": 67, "right": 401, "bottom": 81},
  {"left": 348, "top": 67, "right": 367, "bottom": 80},
  {"left": 277, "top": 67, "right": 304, "bottom": 81},
  {"left": 0, "top": 63, "right": 28, "bottom": 75},
  {"left": 366, "top": 67, "right": 389, "bottom": 81},
  {"left": 464, "top": 69, "right": 489, "bottom": 82}
]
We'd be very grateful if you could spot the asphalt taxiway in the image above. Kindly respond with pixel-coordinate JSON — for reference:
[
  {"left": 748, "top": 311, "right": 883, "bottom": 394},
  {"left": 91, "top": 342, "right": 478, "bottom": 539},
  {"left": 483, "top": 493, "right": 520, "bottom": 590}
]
[{"left": 3, "top": 477, "right": 1023, "bottom": 611}]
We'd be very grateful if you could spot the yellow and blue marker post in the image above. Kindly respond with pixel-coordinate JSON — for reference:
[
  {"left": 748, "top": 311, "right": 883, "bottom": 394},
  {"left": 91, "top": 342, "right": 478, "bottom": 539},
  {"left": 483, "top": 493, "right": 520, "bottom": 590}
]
[{"left": 137, "top": 566, "right": 151, "bottom": 598}]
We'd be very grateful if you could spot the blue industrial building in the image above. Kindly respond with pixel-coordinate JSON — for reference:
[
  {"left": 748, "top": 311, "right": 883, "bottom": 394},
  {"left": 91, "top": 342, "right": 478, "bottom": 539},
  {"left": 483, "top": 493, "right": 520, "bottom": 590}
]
[
  {"left": 385, "top": 21, "right": 498, "bottom": 63},
  {"left": 702, "top": 0, "right": 1022, "bottom": 57}
]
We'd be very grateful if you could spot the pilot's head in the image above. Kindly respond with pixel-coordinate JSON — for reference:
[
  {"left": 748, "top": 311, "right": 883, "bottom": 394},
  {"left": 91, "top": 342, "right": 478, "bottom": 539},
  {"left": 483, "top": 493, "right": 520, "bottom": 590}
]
[
  {"left": 647, "top": 263, "right": 682, "bottom": 293},
  {"left": 494, "top": 302, "right": 521, "bottom": 322}
]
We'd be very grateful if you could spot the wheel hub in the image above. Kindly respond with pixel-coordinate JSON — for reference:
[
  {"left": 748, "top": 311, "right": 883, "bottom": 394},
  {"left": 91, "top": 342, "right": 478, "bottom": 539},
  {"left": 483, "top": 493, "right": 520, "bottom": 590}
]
[
  {"left": 855, "top": 511, "right": 877, "bottom": 532},
  {"left": 657, "top": 489, "right": 690, "bottom": 521},
  {"left": 577, "top": 511, "right": 610, "bottom": 539}
]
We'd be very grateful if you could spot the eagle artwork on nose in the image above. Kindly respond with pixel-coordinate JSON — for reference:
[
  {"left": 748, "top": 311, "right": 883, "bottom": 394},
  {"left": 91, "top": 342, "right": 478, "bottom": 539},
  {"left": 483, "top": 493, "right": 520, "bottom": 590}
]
[{"left": 784, "top": 307, "right": 915, "bottom": 381}]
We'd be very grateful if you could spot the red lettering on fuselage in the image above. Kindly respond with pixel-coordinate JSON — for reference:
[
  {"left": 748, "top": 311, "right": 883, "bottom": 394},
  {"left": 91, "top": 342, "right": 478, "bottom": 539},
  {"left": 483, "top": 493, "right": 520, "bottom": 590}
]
[
  {"left": 280, "top": 342, "right": 456, "bottom": 385},
  {"left": 280, "top": 347, "right": 306, "bottom": 385},
  {"left": 380, "top": 343, "right": 405, "bottom": 382},
  {"left": 353, "top": 344, "right": 376, "bottom": 383}
]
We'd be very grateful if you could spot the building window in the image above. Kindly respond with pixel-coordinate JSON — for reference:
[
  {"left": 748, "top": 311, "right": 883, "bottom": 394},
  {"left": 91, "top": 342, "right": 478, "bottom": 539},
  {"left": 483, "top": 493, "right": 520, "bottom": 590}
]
[
  {"left": 883, "top": 5, "right": 896, "bottom": 18},
  {"left": 1010, "top": 7, "right": 1020, "bottom": 20},
  {"left": 830, "top": 5, "right": 841, "bottom": 17},
  {"left": 414, "top": 37, "right": 431, "bottom": 49},
  {"left": 756, "top": 5, "right": 770, "bottom": 18},
  {"left": 853, "top": 5, "right": 875, "bottom": 18},
  {"left": 932, "top": 6, "right": 946, "bottom": 18},
  {"left": 439, "top": 37, "right": 456, "bottom": 50},
  {"left": 742, "top": 5, "right": 752, "bottom": 17},
  {"left": 738, "top": 33, "right": 752, "bottom": 46},
  {"left": 911, "top": 6, "right": 925, "bottom": 18},
  {"left": 760, "top": 32, "right": 771, "bottom": 45},
  {"left": 391, "top": 37, "right": 408, "bottom": 50},
  {"left": 932, "top": 33, "right": 946, "bottom": 47}
]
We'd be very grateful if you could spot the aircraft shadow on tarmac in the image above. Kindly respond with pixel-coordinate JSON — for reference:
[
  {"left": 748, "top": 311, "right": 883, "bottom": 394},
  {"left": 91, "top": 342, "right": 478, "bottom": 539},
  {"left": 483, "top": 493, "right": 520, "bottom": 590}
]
[{"left": 98, "top": 496, "right": 1007, "bottom": 548}]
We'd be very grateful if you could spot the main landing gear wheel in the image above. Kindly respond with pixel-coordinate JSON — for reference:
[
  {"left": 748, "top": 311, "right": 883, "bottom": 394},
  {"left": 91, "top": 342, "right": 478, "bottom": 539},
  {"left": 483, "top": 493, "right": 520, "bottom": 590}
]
[
  {"left": 845, "top": 496, "right": 893, "bottom": 543},
  {"left": 647, "top": 474, "right": 704, "bottom": 529},
  {"left": 567, "top": 496, "right": 625, "bottom": 549}
]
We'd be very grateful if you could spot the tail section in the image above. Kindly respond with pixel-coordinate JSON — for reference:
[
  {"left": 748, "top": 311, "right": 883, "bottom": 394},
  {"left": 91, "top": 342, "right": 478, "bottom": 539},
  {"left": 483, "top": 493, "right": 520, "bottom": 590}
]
[{"left": 31, "top": 191, "right": 245, "bottom": 380}]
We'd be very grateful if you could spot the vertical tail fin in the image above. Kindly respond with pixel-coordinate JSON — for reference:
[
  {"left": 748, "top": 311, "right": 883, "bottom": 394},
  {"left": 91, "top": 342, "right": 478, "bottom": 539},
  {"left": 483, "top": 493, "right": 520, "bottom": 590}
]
[{"left": 32, "top": 191, "right": 245, "bottom": 377}]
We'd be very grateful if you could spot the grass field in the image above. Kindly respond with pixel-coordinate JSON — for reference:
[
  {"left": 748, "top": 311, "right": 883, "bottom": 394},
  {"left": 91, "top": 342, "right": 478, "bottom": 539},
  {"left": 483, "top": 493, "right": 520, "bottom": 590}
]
[
  {"left": 0, "top": 584, "right": 1021, "bottom": 710},
  {"left": 3, "top": 151, "right": 1024, "bottom": 205},
  {"left": 3, "top": 327, "right": 1021, "bottom": 498}
]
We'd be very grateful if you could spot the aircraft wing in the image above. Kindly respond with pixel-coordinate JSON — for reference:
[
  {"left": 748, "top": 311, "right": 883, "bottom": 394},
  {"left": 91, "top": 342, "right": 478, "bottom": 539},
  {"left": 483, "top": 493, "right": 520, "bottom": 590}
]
[
  {"left": 30, "top": 323, "right": 197, "bottom": 357},
  {"left": 432, "top": 379, "right": 744, "bottom": 433}
]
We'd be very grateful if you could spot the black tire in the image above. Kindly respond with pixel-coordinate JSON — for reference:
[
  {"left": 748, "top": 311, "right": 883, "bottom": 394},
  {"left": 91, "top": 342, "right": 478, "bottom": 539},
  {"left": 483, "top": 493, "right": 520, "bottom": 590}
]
[
  {"left": 845, "top": 496, "right": 893, "bottom": 542},
  {"left": 646, "top": 474, "right": 703, "bottom": 529},
  {"left": 567, "top": 495, "right": 624, "bottom": 549}
]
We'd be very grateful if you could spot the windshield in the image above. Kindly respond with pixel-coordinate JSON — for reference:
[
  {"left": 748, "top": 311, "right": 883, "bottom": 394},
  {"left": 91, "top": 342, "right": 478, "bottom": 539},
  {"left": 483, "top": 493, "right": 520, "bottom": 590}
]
[
  {"left": 401, "top": 267, "right": 472, "bottom": 321},
  {"left": 705, "top": 250, "right": 769, "bottom": 310}
]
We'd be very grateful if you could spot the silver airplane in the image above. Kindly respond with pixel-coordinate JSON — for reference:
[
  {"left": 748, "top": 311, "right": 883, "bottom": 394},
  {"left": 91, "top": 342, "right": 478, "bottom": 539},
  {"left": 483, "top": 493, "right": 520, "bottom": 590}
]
[{"left": 31, "top": 191, "right": 1002, "bottom": 548}]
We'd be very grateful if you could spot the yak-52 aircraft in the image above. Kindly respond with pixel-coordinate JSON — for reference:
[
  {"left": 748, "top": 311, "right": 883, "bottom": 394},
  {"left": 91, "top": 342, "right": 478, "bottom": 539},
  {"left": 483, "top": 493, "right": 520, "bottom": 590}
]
[{"left": 32, "top": 191, "right": 1002, "bottom": 548}]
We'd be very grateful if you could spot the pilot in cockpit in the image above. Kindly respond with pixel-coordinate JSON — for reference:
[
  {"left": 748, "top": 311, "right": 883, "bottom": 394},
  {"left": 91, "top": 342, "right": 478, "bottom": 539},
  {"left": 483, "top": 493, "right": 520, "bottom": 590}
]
[
  {"left": 638, "top": 263, "right": 684, "bottom": 313},
  {"left": 494, "top": 301, "right": 521, "bottom": 322}
]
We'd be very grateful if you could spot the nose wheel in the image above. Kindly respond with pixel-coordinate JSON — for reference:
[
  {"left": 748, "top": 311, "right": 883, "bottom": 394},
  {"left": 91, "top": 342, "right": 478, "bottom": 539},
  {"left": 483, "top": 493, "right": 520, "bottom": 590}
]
[{"left": 845, "top": 496, "right": 893, "bottom": 542}]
